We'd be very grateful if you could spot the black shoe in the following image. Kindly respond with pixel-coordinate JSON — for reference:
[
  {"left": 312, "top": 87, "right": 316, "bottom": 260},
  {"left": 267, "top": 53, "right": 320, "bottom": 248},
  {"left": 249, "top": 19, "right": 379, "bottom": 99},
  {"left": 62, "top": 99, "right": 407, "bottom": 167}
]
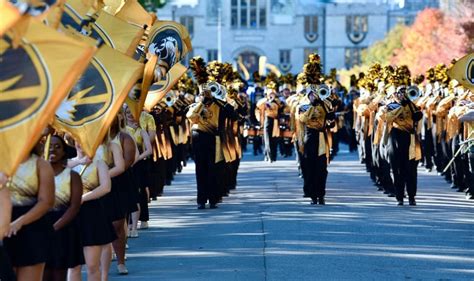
[
  {"left": 451, "top": 183, "right": 458, "bottom": 189},
  {"left": 397, "top": 200, "right": 404, "bottom": 206},
  {"left": 310, "top": 200, "right": 318, "bottom": 205},
  {"left": 209, "top": 204, "right": 218, "bottom": 209},
  {"left": 197, "top": 204, "right": 206, "bottom": 210},
  {"left": 318, "top": 198, "right": 325, "bottom": 205},
  {"left": 388, "top": 193, "right": 396, "bottom": 197},
  {"left": 409, "top": 199, "right": 416, "bottom": 206},
  {"left": 303, "top": 194, "right": 310, "bottom": 198}
]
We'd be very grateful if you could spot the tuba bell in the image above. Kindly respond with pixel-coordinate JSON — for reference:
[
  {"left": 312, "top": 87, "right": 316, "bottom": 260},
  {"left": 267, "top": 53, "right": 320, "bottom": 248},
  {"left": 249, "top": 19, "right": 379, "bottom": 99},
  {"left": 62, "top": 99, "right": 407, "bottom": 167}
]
[
  {"left": 406, "top": 85, "right": 421, "bottom": 102},
  {"left": 164, "top": 91, "right": 177, "bottom": 107},
  {"left": 207, "top": 81, "right": 227, "bottom": 101},
  {"left": 317, "top": 84, "right": 331, "bottom": 100}
]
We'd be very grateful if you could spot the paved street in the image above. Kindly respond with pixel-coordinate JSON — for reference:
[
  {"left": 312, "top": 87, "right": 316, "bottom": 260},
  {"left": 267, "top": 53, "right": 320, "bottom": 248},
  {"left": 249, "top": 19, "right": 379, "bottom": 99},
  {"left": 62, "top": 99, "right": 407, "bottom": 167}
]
[{"left": 112, "top": 150, "right": 474, "bottom": 281}]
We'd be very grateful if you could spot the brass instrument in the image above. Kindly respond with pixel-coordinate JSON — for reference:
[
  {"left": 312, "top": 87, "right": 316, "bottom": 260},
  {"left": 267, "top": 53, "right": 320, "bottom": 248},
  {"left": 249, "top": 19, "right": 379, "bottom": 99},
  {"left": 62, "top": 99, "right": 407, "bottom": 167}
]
[
  {"left": 207, "top": 81, "right": 227, "bottom": 102},
  {"left": 164, "top": 91, "right": 188, "bottom": 110},
  {"left": 406, "top": 85, "right": 421, "bottom": 102},
  {"left": 164, "top": 91, "right": 177, "bottom": 107},
  {"left": 317, "top": 84, "right": 331, "bottom": 100}
]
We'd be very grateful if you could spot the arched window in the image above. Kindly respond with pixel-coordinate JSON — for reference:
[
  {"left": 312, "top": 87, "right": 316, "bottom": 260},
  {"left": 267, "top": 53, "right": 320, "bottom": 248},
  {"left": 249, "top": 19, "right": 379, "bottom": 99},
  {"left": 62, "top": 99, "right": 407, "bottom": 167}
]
[
  {"left": 304, "top": 15, "right": 318, "bottom": 42},
  {"left": 346, "top": 15, "right": 368, "bottom": 44}
]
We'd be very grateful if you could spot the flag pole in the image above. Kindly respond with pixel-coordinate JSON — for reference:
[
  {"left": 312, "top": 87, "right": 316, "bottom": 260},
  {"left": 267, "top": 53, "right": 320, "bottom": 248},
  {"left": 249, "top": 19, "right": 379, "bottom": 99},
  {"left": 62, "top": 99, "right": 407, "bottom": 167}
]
[{"left": 217, "top": 7, "right": 222, "bottom": 62}]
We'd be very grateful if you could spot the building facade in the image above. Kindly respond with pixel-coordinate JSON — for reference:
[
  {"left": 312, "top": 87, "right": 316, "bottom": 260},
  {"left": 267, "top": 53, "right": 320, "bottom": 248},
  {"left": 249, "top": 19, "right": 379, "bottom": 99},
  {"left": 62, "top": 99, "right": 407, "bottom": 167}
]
[{"left": 156, "top": 0, "right": 438, "bottom": 76}]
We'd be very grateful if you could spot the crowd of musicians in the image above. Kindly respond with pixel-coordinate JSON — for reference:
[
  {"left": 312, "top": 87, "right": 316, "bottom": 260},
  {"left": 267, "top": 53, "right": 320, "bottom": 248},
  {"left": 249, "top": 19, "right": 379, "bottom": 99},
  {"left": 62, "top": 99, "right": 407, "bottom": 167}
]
[{"left": 1, "top": 51, "right": 473, "bottom": 281}]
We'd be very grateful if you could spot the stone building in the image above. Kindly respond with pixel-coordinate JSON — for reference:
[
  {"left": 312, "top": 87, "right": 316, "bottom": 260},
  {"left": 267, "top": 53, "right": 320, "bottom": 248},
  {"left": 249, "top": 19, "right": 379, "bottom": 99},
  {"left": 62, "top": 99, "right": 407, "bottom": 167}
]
[{"left": 156, "top": 0, "right": 438, "bottom": 75}]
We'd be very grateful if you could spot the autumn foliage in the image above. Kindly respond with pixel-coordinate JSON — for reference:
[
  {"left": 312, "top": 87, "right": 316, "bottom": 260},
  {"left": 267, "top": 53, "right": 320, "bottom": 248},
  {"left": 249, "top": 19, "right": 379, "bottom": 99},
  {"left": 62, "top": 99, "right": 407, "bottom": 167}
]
[{"left": 391, "top": 8, "right": 470, "bottom": 75}]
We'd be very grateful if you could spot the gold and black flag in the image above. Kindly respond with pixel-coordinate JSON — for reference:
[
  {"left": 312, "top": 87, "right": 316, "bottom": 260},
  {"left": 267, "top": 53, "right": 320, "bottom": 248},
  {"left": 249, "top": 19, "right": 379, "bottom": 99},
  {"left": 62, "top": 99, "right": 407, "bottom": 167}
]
[
  {"left": 0, "top": 1, "right": 22, "bottom": 36},
  {"left": 0, "top": 18, "right": 95, "bottom": 175},
  {"left": 125, "top": 54, "right": 156, "bottom": 120},
  {"left": 53, "top": 43, "right": 143, "bottom": 158},
  {"left": 144, "top": 63, "right": 187, "bottom": 111},
  {"left": 146, "top": 20, "right": 193, "bottom": 74},
  {"left": 448, "top": 53, "right": 474, "bottom": 92},
  {"left": 54, "top": 0, "right": 143, "bottom": 57},
  {"left": 108, "top": 0, "right": 153, "bottom": 28}
]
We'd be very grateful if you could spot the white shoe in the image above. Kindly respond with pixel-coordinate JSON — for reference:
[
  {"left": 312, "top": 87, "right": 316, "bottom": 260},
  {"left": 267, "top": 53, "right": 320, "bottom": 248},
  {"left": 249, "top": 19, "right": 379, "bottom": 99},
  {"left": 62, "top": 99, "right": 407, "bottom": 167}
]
[
  {"left": 129, "top": 229, "right": 138, "bottom": 238},
  {"left": 125, "top": 243, "right": 129, "bottom": 249},
  {"left": 139, "top": 221, "right": 149, "bottom": 229},
  {"left": 117, "top": 264, "right": 128, "bottom": 275}
]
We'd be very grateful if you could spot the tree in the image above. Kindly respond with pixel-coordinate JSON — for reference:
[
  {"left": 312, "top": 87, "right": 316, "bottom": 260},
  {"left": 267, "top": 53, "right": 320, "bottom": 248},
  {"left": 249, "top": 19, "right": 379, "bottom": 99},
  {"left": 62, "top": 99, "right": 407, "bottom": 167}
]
[
  {"left": 391, "top": 8, "right": 469, "bottom": 75},
  {"left": 361, "top": 24, "right": 407, "bottom": 66},
  {"left": 138, "top": 0, "right": 167, "bottom": 12}
]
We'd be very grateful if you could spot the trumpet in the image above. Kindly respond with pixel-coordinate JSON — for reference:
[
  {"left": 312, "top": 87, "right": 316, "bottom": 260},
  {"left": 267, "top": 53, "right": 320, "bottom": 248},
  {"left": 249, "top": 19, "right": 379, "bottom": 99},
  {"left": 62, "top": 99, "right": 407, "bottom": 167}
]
[
  {"left": 164, "top": 91, "right": 177, "bottom": 107},
  {"left": 406, "top": 85, "right": 421, "bottom": 102},
  {"left": 317, "top": 84, "right": 331, "bottom": 101},
  {"left": 207, "top": 81, "right": 227, "bottom": 102},
  {"left": 164, "top": 91, "right": 187, "bottom": 110}
]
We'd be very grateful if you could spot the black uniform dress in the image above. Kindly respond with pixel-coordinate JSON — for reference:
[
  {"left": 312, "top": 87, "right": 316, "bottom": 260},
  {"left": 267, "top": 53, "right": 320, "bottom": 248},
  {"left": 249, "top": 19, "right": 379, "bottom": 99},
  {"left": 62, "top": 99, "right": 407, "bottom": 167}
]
[
  {"left": 74, "top": 162, "right": 116, "bottom": 246},
  {"left": 4, "top": 154, "right": 53, "bottom": 266},
  {"left": 127, "top": 126, "right": 150, "bottom": 222},
  {"left": 297, "top": 98, "right": 334, "bottom": 203},
  {"left": 46, "top": 168, "right": 84, "bottom": 269},
  {"left": 102, "top": 136, "right": 129, "bottom": 222}
]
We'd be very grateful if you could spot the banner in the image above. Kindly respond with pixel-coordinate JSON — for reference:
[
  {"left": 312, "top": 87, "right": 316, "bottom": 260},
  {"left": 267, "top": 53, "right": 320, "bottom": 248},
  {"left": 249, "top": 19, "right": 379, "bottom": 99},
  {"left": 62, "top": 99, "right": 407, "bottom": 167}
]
[
  {"left": 0, "top": 1, "right": 22, "bottom": 36},
  {"left": 112, "top": 0, "right": 153, "bottom": 27},
  {"left": 57, "top": 0, "right": 143, "bottom": 56},
  {"left": 146, "top": 20, "right": 193, "bottom": 74},
  {"left": 0, "top": 18, "right": 95, "bottom": 175},
  {"left": 125, "top": 55, "right": 156, "bottom": 120},
  {"left": 53, "top": 43, "right": 143, "bottom": 157},
  {"left": 448, "top": 53, "right": 474, "bottom": 92},
  {"left": 144, "top": 63, "right": 188, "bottom": 111}
]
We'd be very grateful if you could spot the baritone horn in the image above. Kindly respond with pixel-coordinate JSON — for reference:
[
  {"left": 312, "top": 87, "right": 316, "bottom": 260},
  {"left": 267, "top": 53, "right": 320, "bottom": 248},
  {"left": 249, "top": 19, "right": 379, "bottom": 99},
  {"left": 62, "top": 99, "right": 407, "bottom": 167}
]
[{"left": 406, "top": 85, "right": 421, "bottom": 102}]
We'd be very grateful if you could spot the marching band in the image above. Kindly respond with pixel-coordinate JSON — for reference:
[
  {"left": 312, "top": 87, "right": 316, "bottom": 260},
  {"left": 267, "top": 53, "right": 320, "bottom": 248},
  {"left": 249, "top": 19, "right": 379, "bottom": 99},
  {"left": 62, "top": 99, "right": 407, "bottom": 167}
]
[{"left": 1, "top": 0, "right": 473, "bottom": 280}]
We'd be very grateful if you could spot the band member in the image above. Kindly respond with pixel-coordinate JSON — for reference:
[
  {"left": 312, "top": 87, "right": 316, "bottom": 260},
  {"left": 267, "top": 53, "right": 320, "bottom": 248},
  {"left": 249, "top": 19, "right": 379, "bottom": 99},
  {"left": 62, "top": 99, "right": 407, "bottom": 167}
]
[
  {"left": 68, "top": 143, "right": 115, "bottom": 281},
  {"left": 288, "top": 75, "right": 309, "bottom": 182},
  {"left": 256, "top": 81, "right": 281, "bottom": 162},
  {"left": 3, "top": 145, "right": 55, "bottom": 281},
  {"left": 110, "top": 111, "right": 137, "bottom": 275},
  {"left": 125, "top": 106, "right": 153, "bottom": 238},
  {"left": 139, "top": 110, "right": 156, "bottom": 229},
  {"left": 0, "top": 173, "right": 15, "bottom": 281},
  {"left": 382, "top": 81, "right": 423, "bottom": 206},
  {"left": 225, "top": 78, "right": 248, "bottom": 192},
  {"left": 187, "top": 57, "right": 237, "bottom": 209},
  {"left": 44, "top": 135, "right": 84, "bottom": 281},
  {"left": 459, "top": 107, "right": 474, "bottom": 199},
  {"left": 296, "top": 53, "right": 335, "bottom": 205}
]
